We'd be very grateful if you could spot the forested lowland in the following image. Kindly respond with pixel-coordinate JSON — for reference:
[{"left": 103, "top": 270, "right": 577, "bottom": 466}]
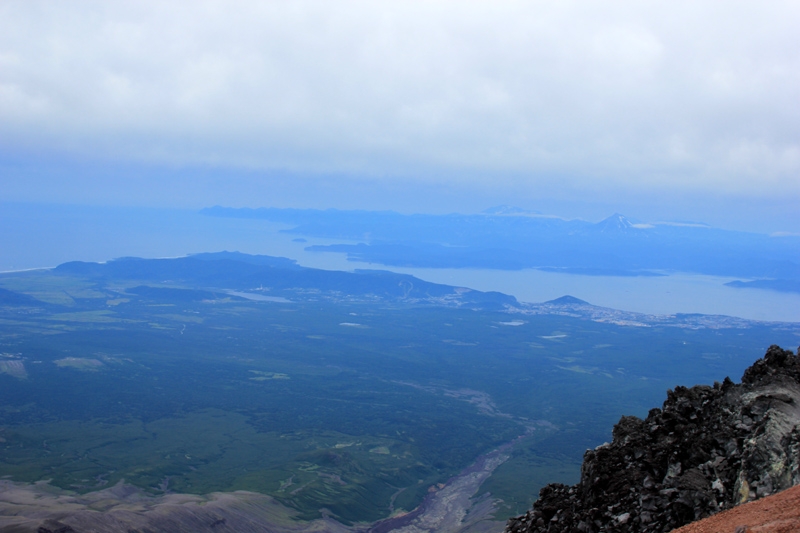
[{"left": 0, "top": 253, "right": 797, "bottom": 526}]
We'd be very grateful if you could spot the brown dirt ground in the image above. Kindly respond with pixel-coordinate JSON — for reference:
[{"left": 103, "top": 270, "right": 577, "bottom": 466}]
[{"left": 671, "top": 484, "right": 800, "bottom": 533}]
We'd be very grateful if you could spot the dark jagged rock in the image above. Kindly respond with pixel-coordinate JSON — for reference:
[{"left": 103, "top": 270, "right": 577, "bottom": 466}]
[{"left": 505, "top": 345, "right": 800, "bottom": 533}]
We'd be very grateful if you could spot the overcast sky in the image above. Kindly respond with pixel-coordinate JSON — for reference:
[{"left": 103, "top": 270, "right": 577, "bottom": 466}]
[{"left": 1, "top": 1, "right": 798, "bottom": 231}]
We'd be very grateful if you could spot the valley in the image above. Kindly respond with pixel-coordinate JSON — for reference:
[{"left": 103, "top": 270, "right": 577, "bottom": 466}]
[{"left": 0, "top": 253, "right": 798, "bottom": 530}]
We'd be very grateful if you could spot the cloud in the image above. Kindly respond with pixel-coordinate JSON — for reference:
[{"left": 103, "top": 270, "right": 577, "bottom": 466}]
[{"left": 1, "top": 0, "right": 799, "bottom": 199}]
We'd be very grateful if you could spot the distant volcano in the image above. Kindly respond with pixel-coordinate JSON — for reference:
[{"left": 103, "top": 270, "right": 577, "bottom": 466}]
[
  {"left": 544, "top": 295, "right": 590, "bottom": 305},
  {"left": 595, "top": 213, "right": 637, "bottom": 233}
]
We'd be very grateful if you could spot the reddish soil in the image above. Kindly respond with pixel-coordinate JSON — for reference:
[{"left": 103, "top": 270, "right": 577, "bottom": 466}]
[{"left": 672, "top": 484, "right": 800, "bottom": 533}]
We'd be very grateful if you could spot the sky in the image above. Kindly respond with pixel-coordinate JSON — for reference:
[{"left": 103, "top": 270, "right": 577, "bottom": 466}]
[{"left": 1, "top": 1, "right": 799, "bottom": 232}]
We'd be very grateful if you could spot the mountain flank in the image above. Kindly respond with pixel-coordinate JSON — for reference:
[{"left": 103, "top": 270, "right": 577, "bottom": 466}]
[
  {"left": 672, "top": 483, "right": 800, "bottom": 533},
  {"left": 505, "top": 345, "right": 800, "bottom": 533}
]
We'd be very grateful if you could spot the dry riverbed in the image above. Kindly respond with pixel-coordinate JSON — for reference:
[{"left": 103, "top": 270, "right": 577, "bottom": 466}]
[{"left": 0, "top": 433, "right": 527, "bottom": 533}]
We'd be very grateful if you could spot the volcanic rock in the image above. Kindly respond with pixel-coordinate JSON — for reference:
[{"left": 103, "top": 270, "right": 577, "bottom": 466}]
[{"left": 505, "top": 345, "right": 800, "bottom": 533}]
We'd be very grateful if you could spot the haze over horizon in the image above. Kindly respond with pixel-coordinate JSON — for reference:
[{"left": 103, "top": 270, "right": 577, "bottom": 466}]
[
  {"left": 1, "top": 1, "right": 799, "bottom": 233},
  {"left": 3, "top": 5, "right": 800, "bottom": 531}
]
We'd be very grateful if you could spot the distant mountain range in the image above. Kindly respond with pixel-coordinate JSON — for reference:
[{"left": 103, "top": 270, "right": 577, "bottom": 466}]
[{"left": 201, "top": 206, "right": 800, "bottom": 288}]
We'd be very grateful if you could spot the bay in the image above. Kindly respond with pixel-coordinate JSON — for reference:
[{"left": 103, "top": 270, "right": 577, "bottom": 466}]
[{"left": 2, "top": 202, "right": 798, "bottom": 322}]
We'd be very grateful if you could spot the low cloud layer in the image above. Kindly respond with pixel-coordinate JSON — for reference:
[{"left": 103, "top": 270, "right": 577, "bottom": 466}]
[{"left": 1, "top": 1, "right": 798, "bottom": 204}]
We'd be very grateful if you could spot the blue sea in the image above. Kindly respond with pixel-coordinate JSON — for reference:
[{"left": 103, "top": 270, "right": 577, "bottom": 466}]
[{"left": 2, "top": 202, "right": 798, "bottom": 323}]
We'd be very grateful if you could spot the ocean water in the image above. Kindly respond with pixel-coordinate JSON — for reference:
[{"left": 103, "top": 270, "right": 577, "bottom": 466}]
[{"left": 2, "top": 202, "right": 798, "bottom": 323}]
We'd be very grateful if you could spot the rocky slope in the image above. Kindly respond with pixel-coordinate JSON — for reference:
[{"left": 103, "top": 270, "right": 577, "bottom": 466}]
[
  {"left": 672, "top": 483, "right": 800, "bottom": 533},
  {"left": 505, "top": 345, "right": 800, "bottom": 533}
]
